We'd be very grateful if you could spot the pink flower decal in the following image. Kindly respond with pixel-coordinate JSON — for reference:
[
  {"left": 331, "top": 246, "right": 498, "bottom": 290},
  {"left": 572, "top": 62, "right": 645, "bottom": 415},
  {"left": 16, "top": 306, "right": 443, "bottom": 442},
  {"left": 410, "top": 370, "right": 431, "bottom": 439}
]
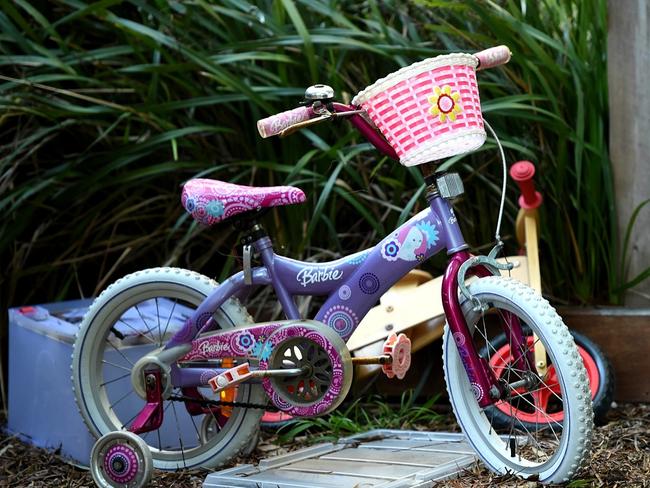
[{"left": 429, "top": 85, "right": 462, "bottom": 122}]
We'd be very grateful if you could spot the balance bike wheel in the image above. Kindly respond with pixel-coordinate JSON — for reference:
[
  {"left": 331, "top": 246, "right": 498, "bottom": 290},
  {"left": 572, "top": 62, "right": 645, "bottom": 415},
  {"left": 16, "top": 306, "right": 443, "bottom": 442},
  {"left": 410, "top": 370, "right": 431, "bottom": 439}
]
[
  {"left": 483, "top": 328, "right": 614, "bottom": 428},
  {"left": 90, "top": 431, "right": 153, "bottom": 488}
]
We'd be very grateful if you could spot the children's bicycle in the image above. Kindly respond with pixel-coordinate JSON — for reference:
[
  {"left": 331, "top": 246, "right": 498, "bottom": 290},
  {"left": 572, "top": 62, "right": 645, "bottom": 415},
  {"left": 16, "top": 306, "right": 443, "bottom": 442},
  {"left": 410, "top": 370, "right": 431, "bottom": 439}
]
[{"left": 72, "top": 46, "right": 593, "bottom": 487}]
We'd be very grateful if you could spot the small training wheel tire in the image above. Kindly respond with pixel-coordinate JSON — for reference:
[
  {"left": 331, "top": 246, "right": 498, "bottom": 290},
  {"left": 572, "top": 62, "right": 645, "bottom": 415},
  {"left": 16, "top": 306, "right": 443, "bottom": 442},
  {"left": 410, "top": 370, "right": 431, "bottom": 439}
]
[{"left": 90, "top": 431, "right": 153, "bottom": 488}]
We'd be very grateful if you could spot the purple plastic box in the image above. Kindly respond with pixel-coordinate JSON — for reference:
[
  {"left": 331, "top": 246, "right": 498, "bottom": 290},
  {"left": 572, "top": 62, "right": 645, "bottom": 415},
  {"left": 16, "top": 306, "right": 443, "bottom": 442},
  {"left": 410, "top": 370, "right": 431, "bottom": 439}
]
[{"left": 6, "top": 298, "right": 194, "bottom": 466}]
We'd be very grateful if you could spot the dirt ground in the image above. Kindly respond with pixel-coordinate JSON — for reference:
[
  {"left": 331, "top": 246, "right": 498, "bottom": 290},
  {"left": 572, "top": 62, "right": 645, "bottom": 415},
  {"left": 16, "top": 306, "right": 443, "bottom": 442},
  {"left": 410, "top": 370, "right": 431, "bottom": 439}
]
[{"left": 1, "top": 403, "right": 649, "bottom": 488}]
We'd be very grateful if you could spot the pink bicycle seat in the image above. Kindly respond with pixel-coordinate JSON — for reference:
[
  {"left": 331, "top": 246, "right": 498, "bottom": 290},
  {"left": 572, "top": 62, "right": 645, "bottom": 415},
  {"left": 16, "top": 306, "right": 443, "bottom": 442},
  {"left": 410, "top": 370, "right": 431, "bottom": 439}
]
[{"left": 181, "top": 178, "right": 306, "bottom": 226}]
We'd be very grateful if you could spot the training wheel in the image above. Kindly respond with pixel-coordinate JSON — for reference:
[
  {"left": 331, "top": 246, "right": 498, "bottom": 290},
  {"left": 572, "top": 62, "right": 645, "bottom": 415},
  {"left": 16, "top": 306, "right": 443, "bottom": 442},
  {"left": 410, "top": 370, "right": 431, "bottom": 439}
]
[{"left": 90, "top": 431, "right": 153, "bottom": 488}]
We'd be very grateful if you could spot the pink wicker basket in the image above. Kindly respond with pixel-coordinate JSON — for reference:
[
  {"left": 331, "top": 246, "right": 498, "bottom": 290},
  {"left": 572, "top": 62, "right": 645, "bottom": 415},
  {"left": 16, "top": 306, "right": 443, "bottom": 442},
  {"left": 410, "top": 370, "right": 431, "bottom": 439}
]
[{"left": 352, "top": 53, "right": 485, "bottom": 166}]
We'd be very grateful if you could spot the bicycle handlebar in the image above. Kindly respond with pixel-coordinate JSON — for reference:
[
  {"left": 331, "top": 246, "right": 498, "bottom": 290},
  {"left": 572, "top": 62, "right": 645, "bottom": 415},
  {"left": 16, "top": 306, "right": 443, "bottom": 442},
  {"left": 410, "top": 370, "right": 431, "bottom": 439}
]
[
  {"left": 257, "top": 45, "right": 511, "bottom": 145},
  {"left": 331, "top": 103, "right": 399, "bottom": 160},
  {"left": 475, "top": 45, "right": 511, "bottom": 71},
  {"left": 510, "top": 160, "right": 543, "bottom": 210},
  {"left": 257, "top": 106, "right": 314, "bottom": 138}
]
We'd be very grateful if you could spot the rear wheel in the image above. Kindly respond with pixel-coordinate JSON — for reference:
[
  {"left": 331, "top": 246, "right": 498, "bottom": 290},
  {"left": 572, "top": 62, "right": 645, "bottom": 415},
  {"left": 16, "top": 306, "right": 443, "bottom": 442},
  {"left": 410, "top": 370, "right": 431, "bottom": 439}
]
[
  {"left": 72, "top": 267, "right": 264, "bottom": 470},
  {"left": 443, "top": 277, "right": 593, "bottom": 484}
]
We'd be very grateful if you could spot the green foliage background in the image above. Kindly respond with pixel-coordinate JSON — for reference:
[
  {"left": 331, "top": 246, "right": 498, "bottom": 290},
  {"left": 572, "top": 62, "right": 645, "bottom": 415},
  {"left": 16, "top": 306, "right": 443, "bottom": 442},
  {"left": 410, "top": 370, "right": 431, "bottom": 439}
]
[{"left": 1, "top": 0, "right": 628, "bottom": 329}]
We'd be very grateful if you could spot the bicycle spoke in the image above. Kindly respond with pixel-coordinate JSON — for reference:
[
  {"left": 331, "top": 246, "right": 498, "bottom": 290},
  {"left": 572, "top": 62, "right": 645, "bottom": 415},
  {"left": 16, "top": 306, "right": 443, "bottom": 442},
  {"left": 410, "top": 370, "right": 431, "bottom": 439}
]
[
  {"left": 107, "top": 339, "right": 137, "bottom": 367},
  {"left": 109, "top": 388, "right": 135, "bottom": 411},
  {"left": 120, "top": 407, "right": 147, "bottom": 431},
  {"left": 142, "top": 402, "right": 173, "bottom": 444},
  {"left": 532, "top": 389, "right": 551, "bottom": 415},
  {"left": 507, "top": 388, "right": 564, "bottom": 434},
  {"left": 102, "top": 359, "right": 132, "bottom": 372},
  {"left": 100, "top": 372, "right": 131, "bottom": 388},
  {"left": 117, "top": 317, "right": 157, "bottom": 345},
  {"left": 545, "top": 368, "right": 562, "bottom": 394},
  {"left": 155, "top": 298, "right": 163, "bottom": 346},
  {"left": 170, "top": 401, "right": 187, "bottom": 464},
  {"left": 188, "top": 406, "right": 202, "bottom": 443},
  {"left": 135, "top": 303, "right": 160, "bottom": 344},
  {"left": 161, "top": 298, "right": 178, "bottom": 342}
]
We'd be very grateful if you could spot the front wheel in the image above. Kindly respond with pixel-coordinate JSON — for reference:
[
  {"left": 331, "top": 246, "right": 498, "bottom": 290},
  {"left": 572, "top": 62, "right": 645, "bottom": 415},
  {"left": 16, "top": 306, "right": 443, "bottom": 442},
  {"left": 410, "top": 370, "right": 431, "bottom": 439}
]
[
  {"left": 442, "top": 277, "right": 593, "bottom": 484},
  {"left": 72, "top": 267, "right": 265, "bottom": 471}
]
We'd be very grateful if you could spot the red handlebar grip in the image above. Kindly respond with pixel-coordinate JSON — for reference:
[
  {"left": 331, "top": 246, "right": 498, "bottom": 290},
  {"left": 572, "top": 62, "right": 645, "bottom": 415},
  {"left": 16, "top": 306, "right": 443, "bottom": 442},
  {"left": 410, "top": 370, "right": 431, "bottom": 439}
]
[
  {"left": 510, "top": 160, "right": 543, "bottom": 210},
  {"left": 475, "top": 45, "right": 512, "bottom": 71},
  {"left": 257, "top": 106, "right": 313, "bottom": 138}
]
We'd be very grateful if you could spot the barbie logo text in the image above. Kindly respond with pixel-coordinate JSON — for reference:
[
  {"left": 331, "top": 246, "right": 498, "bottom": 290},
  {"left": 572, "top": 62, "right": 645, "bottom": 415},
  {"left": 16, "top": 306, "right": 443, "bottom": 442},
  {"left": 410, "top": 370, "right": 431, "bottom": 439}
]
[
  {"left": 296, "top": 267, "right": 343, "bottom": 287},
  {"left": 199, "top": 341, "right": 230, "bottom": 356}
]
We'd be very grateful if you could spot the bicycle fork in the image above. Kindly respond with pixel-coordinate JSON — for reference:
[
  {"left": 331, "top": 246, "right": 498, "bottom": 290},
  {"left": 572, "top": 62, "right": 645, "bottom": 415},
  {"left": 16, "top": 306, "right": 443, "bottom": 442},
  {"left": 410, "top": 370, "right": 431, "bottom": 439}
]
[{"left": 442, "top": 250, "right": 535, "bottom": 407}]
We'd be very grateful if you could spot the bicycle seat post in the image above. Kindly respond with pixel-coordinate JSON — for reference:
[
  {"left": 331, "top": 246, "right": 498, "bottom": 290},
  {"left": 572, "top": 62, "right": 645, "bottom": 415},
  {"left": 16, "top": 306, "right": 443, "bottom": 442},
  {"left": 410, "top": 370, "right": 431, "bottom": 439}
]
[
  {"left": 419, "top": 161, "right": 442, "bottom": 199},
  {"left": 232, "top": 210, "right": 269, "bottom": 244},
  {"left": 420, "top": 161, "right": 439, "bottom": 179}
]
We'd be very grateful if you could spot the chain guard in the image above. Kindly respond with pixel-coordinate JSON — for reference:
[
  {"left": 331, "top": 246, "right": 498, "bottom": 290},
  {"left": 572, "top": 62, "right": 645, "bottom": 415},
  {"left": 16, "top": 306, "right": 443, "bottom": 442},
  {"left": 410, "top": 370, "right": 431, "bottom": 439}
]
[{"left": 258, "top": 321, "right": 353, "bottom": 417}]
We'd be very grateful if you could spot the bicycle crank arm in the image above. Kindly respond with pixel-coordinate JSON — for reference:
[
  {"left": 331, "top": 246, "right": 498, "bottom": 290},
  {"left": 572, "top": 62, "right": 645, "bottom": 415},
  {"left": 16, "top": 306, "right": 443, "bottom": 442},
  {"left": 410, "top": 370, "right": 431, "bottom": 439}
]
[
  {"left": 252, "top": 367, "right": 305, "bottom": 378},
  {"left": 352, "top": 354, "right": 392, "bottom": 365},
  {"left": 209, "top": 362, "right": 307, "bottom": 394}
]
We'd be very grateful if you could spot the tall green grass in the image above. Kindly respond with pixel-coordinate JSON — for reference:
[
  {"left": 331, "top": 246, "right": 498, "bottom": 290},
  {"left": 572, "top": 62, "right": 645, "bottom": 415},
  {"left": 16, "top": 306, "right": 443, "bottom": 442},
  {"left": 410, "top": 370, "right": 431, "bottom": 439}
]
[
  {"left": 0, "top": 1, "right": 433, "bottom": 310},
  {"left": 0, "top": 0, "right": 632, "bottom": 330},
  {"left": 417, "top": 0, "right": 617, "bottom": 303},
  {"left": 277, "top": 393, "right": 443, "bottom": 443}
]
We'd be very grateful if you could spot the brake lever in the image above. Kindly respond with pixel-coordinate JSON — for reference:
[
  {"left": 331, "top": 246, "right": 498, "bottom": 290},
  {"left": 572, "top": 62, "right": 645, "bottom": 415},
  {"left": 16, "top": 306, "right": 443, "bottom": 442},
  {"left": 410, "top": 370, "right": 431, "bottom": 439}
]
[
  {"left": 332, "top": 109, "right": 366, "bottom": 117},
  {"left": 278, "top": 109, "right": 367, "bottom": 137},
  {"left": 278, "top": 114, "right": 332, "bottom": 137}
]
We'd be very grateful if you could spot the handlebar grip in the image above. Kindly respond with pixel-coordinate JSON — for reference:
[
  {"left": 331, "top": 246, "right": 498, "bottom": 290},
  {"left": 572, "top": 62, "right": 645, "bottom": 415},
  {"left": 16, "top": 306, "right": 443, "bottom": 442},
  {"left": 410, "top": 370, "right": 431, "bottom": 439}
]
[
  {"left": 475, "top": 45, "right": 511, "bottom": 71},
  {"left": 257, "top": 106, "right": 313, "bottom": 138},
  {"left": 510, "top": 160, "right": 543, "bottom": 210}
]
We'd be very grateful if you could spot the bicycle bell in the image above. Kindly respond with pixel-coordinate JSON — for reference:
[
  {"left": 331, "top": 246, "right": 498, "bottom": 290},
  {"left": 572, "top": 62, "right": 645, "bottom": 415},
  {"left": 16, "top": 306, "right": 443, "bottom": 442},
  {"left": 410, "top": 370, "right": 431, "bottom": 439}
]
[{"left": 304, "top": 84, "right": 334, "bottom": 104}]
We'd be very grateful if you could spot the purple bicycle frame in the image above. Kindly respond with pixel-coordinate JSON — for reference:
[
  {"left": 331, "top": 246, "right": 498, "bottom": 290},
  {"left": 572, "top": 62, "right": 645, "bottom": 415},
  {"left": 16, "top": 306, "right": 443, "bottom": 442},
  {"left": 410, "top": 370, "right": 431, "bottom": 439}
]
[{"left": 167, "top": 192, "right": 501, "bottom": 408}]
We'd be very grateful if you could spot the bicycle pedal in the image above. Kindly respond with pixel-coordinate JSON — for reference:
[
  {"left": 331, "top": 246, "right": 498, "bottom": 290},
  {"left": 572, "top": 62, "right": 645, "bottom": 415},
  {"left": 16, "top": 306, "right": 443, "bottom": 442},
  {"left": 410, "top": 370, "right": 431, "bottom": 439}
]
[
  {"left": 382, "top": 333, "right": 412, "bottom": 379},
  {"left": 209, "top": 363, "right": 253, "bottom": 393}
]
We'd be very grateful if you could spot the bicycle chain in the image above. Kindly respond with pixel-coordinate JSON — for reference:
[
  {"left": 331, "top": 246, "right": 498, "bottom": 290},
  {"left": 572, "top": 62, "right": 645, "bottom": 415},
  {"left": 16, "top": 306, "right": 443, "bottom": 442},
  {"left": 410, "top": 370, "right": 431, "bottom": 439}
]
[{"left": 169, "top": 394, "right": 278, "bottom": 412}]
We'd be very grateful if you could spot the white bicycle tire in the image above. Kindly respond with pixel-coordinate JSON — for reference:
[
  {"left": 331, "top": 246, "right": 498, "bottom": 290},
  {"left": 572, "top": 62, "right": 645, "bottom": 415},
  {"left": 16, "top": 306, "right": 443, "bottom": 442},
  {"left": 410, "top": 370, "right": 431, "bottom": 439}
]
[
  {"left": 443, "top": 276, "right": 593, "bottom": 484},
  {"left": 72, "top": 267, "right": 264, "bottom": 470}
]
